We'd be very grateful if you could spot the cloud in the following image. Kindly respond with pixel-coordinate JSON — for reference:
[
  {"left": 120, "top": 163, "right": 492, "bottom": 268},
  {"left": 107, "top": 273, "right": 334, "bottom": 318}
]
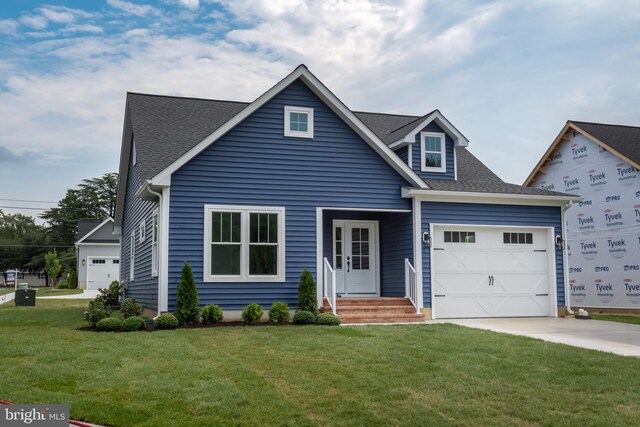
[
  {"left": 39, "top": 6, "right": 76, "bottom": 24},
  {"left": 177, "top": 0, "right": 200, "bottom": 9},
  {"left": 106, "top": 0, "right": 160, "bottom": 17},
  {"left": 0, "top": 19, "right": 19, "bottom": 36},
  {"left": 20, "top": 15, "right": 49, "bottom": 30},
  {"left": 62, "top": 24, "right": 104, "bottom": 34}
]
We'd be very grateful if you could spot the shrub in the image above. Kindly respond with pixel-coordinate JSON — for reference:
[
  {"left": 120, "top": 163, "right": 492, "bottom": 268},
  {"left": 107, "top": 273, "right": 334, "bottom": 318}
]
[
  {"left": 66, "top": 270, "right": 78, "bottom": 289},
  {"left": 268, "top": 302, "right": 290, "bottom": 323},
  {"left": 96, "top": 317, "right": 123, "bottom": 332},
  {"left": 85, "top": 300, "right": 109, "bottom": 327},
  {"left": 175, "top": 262, "right": 200, "bottom": 325},
  {"left": 122, "top": 316, "right": 146, "bottom": 332},
  {"left": 292, "top": 310, "right": 316, "bottom": 325},
  {"left": 154, "top": 313, "right": 179, "bottom": 330},
  {"left": 242, "top": 303, "right": 264, "bottom": 324},
  {"left": 121, "top": 297, "right": 144, "bottom": 319},
  {"left": 298, "top": 269, "right": 318, "bottom": 315},
  {"left": 96, "top": 281, "right": 123, "bottom": 311},
  {"left": 202, "top": 304, "right": 224, "bottom": 324},
  {"left": 315, "top": 313, "right": 341, "bottom": 326}
]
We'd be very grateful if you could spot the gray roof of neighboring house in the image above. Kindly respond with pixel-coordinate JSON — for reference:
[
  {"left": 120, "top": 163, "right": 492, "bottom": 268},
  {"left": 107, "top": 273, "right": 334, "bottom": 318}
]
[
  {"left": 126, "top": 91, "right": 572, "bottom": 197},
  {"left": 76, "top": 219, "right": 118, "bottom": 244},
  {"left": 571, "top": 121, "right": 640, "bottom": 165}
]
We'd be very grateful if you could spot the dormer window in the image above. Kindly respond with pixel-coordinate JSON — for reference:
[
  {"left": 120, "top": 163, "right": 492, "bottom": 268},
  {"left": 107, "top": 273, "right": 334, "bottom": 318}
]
[
  {"left": 284, "top": 106, "right": 314, "bottom": 138},
  {"left": 420, "top": 131, "right": 446, "bottom": 173}
]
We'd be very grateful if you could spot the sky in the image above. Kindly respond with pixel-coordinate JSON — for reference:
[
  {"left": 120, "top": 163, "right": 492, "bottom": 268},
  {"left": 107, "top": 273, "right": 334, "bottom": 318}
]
[{"left": 1, "top": 0, "right": 639, "bottom": 220}]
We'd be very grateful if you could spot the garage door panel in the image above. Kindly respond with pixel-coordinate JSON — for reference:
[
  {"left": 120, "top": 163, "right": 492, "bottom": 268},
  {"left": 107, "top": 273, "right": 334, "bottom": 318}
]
[
  {"left": 434, "top": 250, "right": 489, "bottom": 272},
  {"left": 492, "top": 274, "right": 548, "bottom": 294},
  {"left": 87, "top": 258, "right": 120, "bottom": 290},
  {"left": 433, "top": 273, "right": 489, "bottom": 295},
  {"left": 435, "top": 296, "right": 491, "bottom": 318},
  {"left": 491, "top": 295, "right": 550, "bottom": 317},
  {"left": 489, "top": 251, "right": 547, "bottom": 272}
]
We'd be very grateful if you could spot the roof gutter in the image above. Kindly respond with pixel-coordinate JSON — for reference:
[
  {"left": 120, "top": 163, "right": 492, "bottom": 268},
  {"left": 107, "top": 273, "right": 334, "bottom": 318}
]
[{"left": 402, "top": 187, "right": 582, "bottom": 205}]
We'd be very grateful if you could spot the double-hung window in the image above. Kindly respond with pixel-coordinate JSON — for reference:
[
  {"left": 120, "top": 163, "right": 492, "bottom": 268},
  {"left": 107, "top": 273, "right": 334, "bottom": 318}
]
[
  {"left": 151, "top": 210, "right": 159, "bottom": 277},
  {"left": 284, "top": 106, "right": 314, "bottom": 138},
  {"left": 420, "top": 131, "right": 446, "bottom": 172},
  {"left": 204, "top": 205, "right": 285, "bottom": 282}
]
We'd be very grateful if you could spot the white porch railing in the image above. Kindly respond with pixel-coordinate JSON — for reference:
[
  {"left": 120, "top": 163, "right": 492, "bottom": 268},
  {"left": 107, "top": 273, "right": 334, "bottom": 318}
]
[
  {"left": 405, "top": 258, "right": 420, "bottom": 314},
  {"left": 323, "top": 257, "right": 337, "bottom": 315}
]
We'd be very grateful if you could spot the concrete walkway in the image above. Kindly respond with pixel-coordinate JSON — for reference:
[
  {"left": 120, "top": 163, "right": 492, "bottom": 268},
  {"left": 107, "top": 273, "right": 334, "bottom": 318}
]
[
  {"left": 432, "top": 317, "right": 640, "bottom": 357},
  {"left": 38, "top": 290, "right": 100, "bottom": 300}
]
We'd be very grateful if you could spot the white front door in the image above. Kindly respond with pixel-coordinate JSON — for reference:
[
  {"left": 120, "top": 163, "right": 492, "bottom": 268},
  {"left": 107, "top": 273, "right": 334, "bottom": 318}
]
[
  {"left": 333, "top": 220, "right": 379, "bottom": 296},
  {"left": 432, "top": 226, "right": 553, "bottom": 318}
]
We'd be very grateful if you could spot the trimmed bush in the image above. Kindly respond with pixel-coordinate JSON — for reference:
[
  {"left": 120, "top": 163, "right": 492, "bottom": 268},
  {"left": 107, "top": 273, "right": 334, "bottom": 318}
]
[
  {"left": 242, "top": 303, "right": 264, "bottom": 324},
  {"left": 298, "top": 269, "right": 318, "bottom": 315},
  {"left": 66, "top": 270, "right": 78, "bottom": 289},
  {"left": 175, "top": 262, "right": 200, "bottom": 325},
  {"left": 85, "top": 300, "right": 109, "bottom": 327},
  {"left": 122, "top": 316, "right": 146, "bottom": 332},
  {"left": 202, "top": 304, "right": 224, "bottom": 324},
  {"left": 292, "top": 310, "right": 316, "bottom": 325},
  {"left": 121, "top": 297, "right": 144, "bottom": 319},
  {"left": 315, "top": 313, "right": 341, "bottom": 326},
  {"left": 96, "top": 281, "right": 123, "bottom": 311},
  {"left": 96, "top": 317, "right": 123, "bottom": 332},
  {"left": 154, "top": 313, "right": 179, "bottom": 330},
  {"left": 268, "top": 302, "right": 290, "bottom": 323}
]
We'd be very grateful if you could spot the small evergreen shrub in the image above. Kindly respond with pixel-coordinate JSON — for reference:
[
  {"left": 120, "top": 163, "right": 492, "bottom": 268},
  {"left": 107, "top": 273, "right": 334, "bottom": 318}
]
[
  {"left": 66, "top": 270, "right": 78, "bottom": 289},
  {"left": 175, "top": 262, "right": 200, "bottom": 325},
  {"left": 85, "top": 300, "right": 109, "bottom": 327},
  {"left": 241, "top": 303, "right": 264, "bottom": 324},
  {"left": 268, "top": 302, "right": 290, "bottom": 323},
  {"left": 292, "top": 310, "right": 316, "bottom": 325},
  {"left": 121, "top": 297, "right": 144, "bottom": 318},
  {"left": 96, "top": 317, "right": 123, "bottom": 332},
  {"left": 315, "top": 313, "right": 341, "bottom": 326},
  {"left": 202, "top": 304, "right": 224, "bottom": 324},
  {"left": 122, "top": 316, "right": 146, "bottom": 332},
  {"left": 154, "top": 313, "right": 179, "bottom": 330},
  {"left": 96, "top": 281, "right": 123, "bottom": 311},
  {"left": 298, "top": 269, "right": 318, "bottom": 315}
]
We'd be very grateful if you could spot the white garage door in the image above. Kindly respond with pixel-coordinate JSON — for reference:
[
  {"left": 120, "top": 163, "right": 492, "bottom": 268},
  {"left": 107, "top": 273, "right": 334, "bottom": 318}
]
[
  {"left": 87, "top": 258, "right": 120, "bottom": 290},
  {"left": 432, "top": 226, "right": 554, "bottom": 319}
]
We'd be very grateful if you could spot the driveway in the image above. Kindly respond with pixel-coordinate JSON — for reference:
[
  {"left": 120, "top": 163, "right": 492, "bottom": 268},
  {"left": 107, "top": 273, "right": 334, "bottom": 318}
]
[{"left": 431, "top": 317, "right": 640, "bottom": 357}]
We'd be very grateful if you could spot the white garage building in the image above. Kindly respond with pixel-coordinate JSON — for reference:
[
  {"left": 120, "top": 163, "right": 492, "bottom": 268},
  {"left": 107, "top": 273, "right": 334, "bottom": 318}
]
[{"left": 75, "top": 218, "right": 120, "bottom": 290}]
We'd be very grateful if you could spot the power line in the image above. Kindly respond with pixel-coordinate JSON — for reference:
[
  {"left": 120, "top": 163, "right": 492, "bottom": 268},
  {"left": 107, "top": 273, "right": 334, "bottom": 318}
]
[
  {"left": 0, "top": 198, "right": 57, "bottom": 204},
  {"left": 0, "top": 244, "right": 74, "bottom": 248},
  {"left": 0, "top": 206, "right": 49, "bottom": 211}
]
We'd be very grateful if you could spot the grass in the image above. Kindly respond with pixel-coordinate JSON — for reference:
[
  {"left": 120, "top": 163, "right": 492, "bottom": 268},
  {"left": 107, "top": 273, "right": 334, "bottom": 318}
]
[
  {"left": 0, "top": 288, "right": 14, "bottom": 296},
  {"left": 36, "top": 288, "right": 83, "bottom": 297},
  {"left": 592, "top": 314, "right": 640, "bottom": 325},
  {"left": 1, "top": 301, "right": 640, "bottom": 427}
]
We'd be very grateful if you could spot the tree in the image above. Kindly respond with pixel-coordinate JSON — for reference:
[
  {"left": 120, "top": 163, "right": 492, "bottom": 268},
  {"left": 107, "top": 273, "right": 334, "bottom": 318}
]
[
  {"left": 175, "top": 261, "right": 200, "bottom": 325},
  {"left": 0, "top": 210, "right": 48, "bottom": 272},
  {"left": 44, "top": 250, "right": 61, "bottom": 288},
  {"left": 298, "top": 269, "right": 318, "bottom": 314}
]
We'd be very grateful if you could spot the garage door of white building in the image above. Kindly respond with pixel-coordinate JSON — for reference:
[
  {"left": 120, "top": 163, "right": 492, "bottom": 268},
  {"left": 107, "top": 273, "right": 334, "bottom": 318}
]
[
  {"left": 431, "top": 225, "right": 555, "bottom": 319},
  {"left": 86, "top": 257, "right": 120, "bottom": 290}
]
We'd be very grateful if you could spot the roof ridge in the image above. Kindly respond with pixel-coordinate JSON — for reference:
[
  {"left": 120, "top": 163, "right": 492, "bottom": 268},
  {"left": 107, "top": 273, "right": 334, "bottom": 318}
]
[
  {"left": 571, "top": 120, "right": 640, "bottom": 130},
  {"left": 353, "top": 110, "right": 421, "bottom": 119},
  {"left": 127, "top": 92, "right": 251, "bottom": 105}
]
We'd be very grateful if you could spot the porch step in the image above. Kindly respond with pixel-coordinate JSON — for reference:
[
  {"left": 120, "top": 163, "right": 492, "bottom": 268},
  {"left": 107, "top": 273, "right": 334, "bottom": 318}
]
[{"left": 322, "top": 297, "right": 424, "bottom": 324}]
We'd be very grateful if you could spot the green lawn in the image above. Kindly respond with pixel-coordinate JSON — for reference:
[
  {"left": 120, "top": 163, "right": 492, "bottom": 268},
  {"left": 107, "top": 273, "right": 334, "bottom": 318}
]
[
  {"left": 36, "top": 288, "right": 83, "bottom": 297},
  {"left": 592, "top": 314, "right": 640, "bottom": 325},
  {"left": 1, "top": 301, "right": 639, "bottom": 427},
  {"left": 0, "top": 288, "right": 14, "bottom": 296}
]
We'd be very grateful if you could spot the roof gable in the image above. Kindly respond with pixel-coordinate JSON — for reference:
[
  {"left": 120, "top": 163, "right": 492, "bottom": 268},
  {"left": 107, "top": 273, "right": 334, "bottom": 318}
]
[
  {"left": 387, "top": 110, "right": 469, "bottom": 148},
  {"left": 76, "top": 218, "right": 117, "bottom": 244}
]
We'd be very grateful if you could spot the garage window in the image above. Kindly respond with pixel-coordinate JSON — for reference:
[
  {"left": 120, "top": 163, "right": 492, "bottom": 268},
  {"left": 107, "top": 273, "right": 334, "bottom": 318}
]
[
  {"left": 92, "top": 259, "right": 106, "bottom": 264},
  {"left": 113, "top": 259, "right": 120, "bottom": 264},
  {"left": 503, "top": 232, "right": 533, "bottom": 244},
  {"left": 444, "top": 231, "right": 476, "bottom": 243}
]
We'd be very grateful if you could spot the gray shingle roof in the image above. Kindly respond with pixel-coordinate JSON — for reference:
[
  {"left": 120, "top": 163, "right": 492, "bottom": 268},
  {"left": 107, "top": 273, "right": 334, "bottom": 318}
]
[
  {"left": 126, "top": 91, "right": 573, "bottom": 198},
  {"left": 571, "top": 121, "right": 640, "bottom": 165}
]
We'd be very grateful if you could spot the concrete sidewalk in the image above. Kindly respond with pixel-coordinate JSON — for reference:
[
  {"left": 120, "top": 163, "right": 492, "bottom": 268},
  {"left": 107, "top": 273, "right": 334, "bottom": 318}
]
[
  {"left": 431, "top": 317, "right": 640, "bottom": 357},
  {"left": 38, "top": 290, "right": 99, "bottom": 300}
]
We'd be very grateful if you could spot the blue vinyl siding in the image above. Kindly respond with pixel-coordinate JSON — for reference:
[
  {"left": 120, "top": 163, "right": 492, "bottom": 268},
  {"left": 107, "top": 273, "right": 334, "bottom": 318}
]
[
  {"left": 322, "top": 211, "right": 412, "bottom": 298},
  {"left": 120, "top": 140, "right": 159, "bottom": 310},
  {"left": 411, "top": 122, "right": 455, "bottom": 180},
  {"left": 168, "top": 79, "right": 412, "bottom": 311},
  {"left": 421, "top": 202, "right": 565, "bottom": 308},
  {"left": 396, "top": 145, "right": 408, "bottom": 165}
]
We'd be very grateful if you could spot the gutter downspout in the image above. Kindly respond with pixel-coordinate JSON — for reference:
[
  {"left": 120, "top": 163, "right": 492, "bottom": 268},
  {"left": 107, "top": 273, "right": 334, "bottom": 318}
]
[
  {"left": 146, "top": 185, "right": 163, "bottom": 320},
  {"left": 562, "top": 200, "right": 574, "bottom": 315}
]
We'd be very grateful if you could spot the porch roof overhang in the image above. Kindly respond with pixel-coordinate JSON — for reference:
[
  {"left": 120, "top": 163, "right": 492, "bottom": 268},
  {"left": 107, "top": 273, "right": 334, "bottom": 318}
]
[{"left": 401, "top": 187, "right": 582, "bottom": 207}]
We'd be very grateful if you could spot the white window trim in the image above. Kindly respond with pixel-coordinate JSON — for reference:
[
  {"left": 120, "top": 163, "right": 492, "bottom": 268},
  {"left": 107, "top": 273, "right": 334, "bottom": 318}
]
[
  {"left": 139, "top": 220, "right": 146, "bottom": 243},
  {"left": 132, "top": 141, "right": 137, "bottom": 165},
  {"left": 284, "top": 106, "right": 314, "bottom": 138},
  {"left": 129, "top": 231, "right": 135, "bottom": 281},
  {"left": 420, "top": 131, "right": 446, "bottom": 173},
  {"left": 203, "top": 204, "right": 286, "bottom": 282},
  {"left": 151, "top": 209, "right": 159, "bottom": 278}
]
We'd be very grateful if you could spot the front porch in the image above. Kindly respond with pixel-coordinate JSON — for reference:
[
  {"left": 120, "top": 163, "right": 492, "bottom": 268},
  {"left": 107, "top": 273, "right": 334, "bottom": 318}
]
[{"left": 317, "top": 208, "right": 423, "bottom": 323}]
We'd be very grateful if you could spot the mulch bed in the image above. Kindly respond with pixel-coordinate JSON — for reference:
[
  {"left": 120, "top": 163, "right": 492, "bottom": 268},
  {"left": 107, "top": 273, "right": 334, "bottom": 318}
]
[{"left": 78, "top": 321, "right": 303, "bottom": 332}]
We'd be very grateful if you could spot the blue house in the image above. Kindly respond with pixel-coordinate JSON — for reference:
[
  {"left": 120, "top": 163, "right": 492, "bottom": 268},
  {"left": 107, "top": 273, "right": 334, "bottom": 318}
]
[{"left": 114, "top": 65, "right": 579, "bottom": 322}]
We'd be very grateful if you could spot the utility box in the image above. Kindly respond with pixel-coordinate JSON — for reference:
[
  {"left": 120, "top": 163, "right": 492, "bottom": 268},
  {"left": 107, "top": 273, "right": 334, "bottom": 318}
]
[{"left": 15, "top": 289, "right": 36, "bottom": 306}]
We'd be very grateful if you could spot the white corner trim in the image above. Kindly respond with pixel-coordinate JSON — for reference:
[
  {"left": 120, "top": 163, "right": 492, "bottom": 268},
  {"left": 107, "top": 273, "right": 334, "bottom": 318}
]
[
  {"left": 149, "top": 65, "right": 428, "bottom": 190},
  {"left": 402, "top": 110, "right": 469, "bottom": 147},
  {"left": 151, "top": 208, "right": 159, "bottom": 278},
  {"left": 453, "top": 146, "right": 458, "bottom": 181},
  {"left": 420, "top": 131, "right": 447, "bottom": 173},
  {"left": 284, "top": 106, "right": 314, "bottom": 138},
  {"left": 407, "top": 143, "right": 413, "bottom": 169},
  {"left": 413, "top": 198, "right": 423, "bottom": 310},
  {"left": 316, "top": 207, "right": 323, "bottom": 309},
  {"left": 158, "top": 187, "right": 170, "bottom": 312},
  {"left": 75, "top": 217, "right": 115, "bottom": 245}
]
